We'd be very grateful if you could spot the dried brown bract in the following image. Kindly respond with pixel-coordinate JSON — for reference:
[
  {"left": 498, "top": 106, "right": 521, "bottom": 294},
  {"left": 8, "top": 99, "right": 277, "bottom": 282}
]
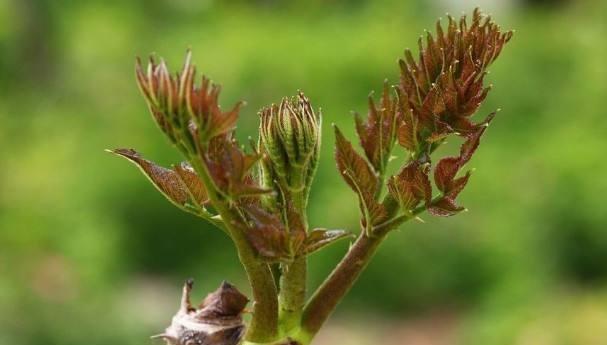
[{"left": 153, "top": 280, "right": 248, "bottom": 345}]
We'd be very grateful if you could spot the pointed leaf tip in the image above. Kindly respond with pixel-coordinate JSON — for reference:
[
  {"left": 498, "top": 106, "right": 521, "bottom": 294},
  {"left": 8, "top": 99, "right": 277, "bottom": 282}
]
[
  {"left": 111, "top": 148, "right": 209, "bottom": 213},
  {"left": 334, "top": 128, "right": 387, "bottom": 227},
  {"left": 303, "top": 228, "right": 354, "bottom": 255}
]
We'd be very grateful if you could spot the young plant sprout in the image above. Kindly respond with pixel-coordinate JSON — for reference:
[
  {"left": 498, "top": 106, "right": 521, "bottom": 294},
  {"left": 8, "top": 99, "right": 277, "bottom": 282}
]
[{"left": 109, "top": 8, "right": 512, "bottom": 345}]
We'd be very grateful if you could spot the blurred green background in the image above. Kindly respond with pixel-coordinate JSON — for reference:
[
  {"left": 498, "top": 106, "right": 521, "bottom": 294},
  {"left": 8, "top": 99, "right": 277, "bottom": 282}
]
[{"left": 1, "top": 0, "right": 606, "bottom": 344}]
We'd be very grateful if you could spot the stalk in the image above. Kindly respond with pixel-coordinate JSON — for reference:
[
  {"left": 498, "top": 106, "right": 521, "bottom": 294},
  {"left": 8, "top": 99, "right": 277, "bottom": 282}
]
[
  {"left": 278, "top": 174, "right": 309, "bottom": 334},
  {"left": 279, "top": 256, "right": 307, "bottom": 333},
  {"left": 300, "top": 203, "right": 428, "bottom": 339},
  {"left": 300, "top": 232, "right": 384, "bottom": 338},
  {"left": 190, "top": 157, "right": 279, "bottom": 342}
]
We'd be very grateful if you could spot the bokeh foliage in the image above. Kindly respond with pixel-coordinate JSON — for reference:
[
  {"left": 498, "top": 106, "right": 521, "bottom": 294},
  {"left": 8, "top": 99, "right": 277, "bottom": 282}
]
[{"left": 1, "top": 0, "right": 606, "bottom": 344}]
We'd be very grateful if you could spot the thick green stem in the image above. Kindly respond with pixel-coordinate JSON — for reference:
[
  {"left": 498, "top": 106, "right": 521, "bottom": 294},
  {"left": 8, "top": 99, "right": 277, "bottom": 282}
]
[
  {"left": 190, "top": 157, "right": 279, "bottom": 342},
  {"left": 300, "top": 232, "right": 385, "bottom": 337},
  {"left": 300, "top": 203, "right": 428, "bottom": 339},
  {"left": 278, "top": 184, "right": 308, "bottom": 333},
  {"left": 233, "top": 237, "right": 279, "bottom": 342},
  {"left": 279, "top": 256, "right": 307, "bottom": 332}
]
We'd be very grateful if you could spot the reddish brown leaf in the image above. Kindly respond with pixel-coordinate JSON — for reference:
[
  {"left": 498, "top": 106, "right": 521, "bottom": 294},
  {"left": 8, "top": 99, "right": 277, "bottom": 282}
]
[
  {"left": 419, "top": 84, "right": 445, "bottom": 124},
  {"left": 109, "top": 148, "right": 208, "bottom": 210},
  {"left": 204, "top": 134, "right": 271, "bottom": 199},
  {"left": 396, "top": 89, "right": 420, "bottom": 152},
  {"left": 428, "top": 197, "right": 464, "bottom": 217},
  {"left": 426, "top": 120, "right": 454, "bottom": 144},
  {"left": 355, "top": 81, "right": 399, "bottom": 174},
  {"left": 459, "top": 122, "right": 489, "bottom": 165},
  {"left": 387, "top": 161, "right": 432, "bottom": 211},
  {"left": 334, "top": 125, "right": 386, "bottom": 225},
  {"left": 431, "top": 115, "right": 492, "bottom": 211},
  {"left": 136, "top": 51, "right": 243, "bottom": 149},
  {"left": 447, "top": 172, "right": 471, "bottom": 199},
  {"left": 387, "top": 176, "right": 418, "bottom": 212},
  {"left": 397, "top": 9, "right": 511, "bottom": 141},
  {"left": 434, "top": 156, "right": 460, "bottom": 193},
  {"left": 196, "top": 281, "right": 249, "bottom": 320},
  {"left": 173, "top": 162, "right": 210, "bottom": 205},
  {"left": 241, "top": 204, "right": 290, "bottom": 261}
]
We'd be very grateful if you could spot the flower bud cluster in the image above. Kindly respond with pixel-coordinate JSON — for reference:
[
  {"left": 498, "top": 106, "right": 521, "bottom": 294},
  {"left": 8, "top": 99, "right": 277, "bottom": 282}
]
[{"left": 259, "top": 92, "right": 321, "bottom": 210}]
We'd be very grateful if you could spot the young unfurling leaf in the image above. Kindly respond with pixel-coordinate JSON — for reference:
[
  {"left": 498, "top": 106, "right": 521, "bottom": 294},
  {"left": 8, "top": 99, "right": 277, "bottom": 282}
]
[
  {"left": 398, "top": 9, "right": 512, "bottom": 137},
  {"left": 334, "top": 126, "right": 386, "bottom": 230},
  {"left": 174, "top": 162, "right": 211, "bottom": 205},
  {"left": 355, "top": 81, "right": 399, "bottom": 174},
  {"left": 395, "top": 89, "right": 419, "bottom": 153},
  {"left": 431, "top": 117, "right": 493, "bottom": 216},
  {"left": 434, "top": 157, "right": 461, "bottom": 194},
  {"left": 204, "top": 135, "right": 272, "bottom": 200},
  {"left": 118, "top": 8, "right": 513, "bottom": 344},
  {"left": 108, "top": 148, "right": 209, "bottom": 210},
  {"left": 241, "top": 203, "right": 291, "bottom": 261},
  {"left": 135, "top": 51, "right": 243, "bottom": 151},
  {"left": 387, "top": 161, "right": 432, "bottom": 212},
  {"left": 428, "top": 197, "right": 465, "bottom": 217}
]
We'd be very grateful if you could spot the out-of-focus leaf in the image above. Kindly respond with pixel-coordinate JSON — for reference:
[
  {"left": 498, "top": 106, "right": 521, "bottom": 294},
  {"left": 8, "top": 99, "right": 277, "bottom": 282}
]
[
  {"left": 303, "top": 228, "right": 354, "bottom": 255},
  {"left": 108, "top": 148, "right": 208, "bottom": 210}
]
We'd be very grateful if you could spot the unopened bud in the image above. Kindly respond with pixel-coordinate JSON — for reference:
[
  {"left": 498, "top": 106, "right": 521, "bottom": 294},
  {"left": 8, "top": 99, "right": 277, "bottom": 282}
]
[{"left": 259, "top": 92, "right": 321, "bottom": 207}]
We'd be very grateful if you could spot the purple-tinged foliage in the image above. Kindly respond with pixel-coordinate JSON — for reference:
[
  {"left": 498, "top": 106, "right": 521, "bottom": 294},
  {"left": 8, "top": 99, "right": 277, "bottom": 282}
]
[{"left": 110, "top": 8, "right": 512, "bottom": 345}]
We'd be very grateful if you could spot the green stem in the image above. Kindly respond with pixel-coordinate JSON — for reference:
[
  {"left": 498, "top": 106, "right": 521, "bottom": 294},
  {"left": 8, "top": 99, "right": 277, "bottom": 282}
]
[
  {"left": 233, "top": 239, "right": 279, "bottom": 342},
  {"left": 300, "top": 203, "right": 429, "bottom": 339},
  {"left": 300, "top": 232, "right": 385, "bottom": 337},
  {"left": 278, "top": 184, "right": 308, "bottom": 333},
  {"left": 190, "top": 157, "right": 279, "bottom": 342},
  {"left": 279, "top": 256, "right": 307, "bottom": 333}
]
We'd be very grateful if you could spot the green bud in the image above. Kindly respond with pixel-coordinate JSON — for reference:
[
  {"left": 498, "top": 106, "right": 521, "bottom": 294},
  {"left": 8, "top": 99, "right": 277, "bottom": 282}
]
[{"left": 259, "top": 92, "right": 321, "bottom": 209}]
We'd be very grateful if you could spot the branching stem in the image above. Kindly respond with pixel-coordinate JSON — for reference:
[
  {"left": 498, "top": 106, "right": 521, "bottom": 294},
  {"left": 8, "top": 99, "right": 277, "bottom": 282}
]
[
  {"left": 300, "top": 201, "right": 430, "bottom": 338},
  {"left": 190, "top": 156, "right": 279, "bottom": 342}
]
